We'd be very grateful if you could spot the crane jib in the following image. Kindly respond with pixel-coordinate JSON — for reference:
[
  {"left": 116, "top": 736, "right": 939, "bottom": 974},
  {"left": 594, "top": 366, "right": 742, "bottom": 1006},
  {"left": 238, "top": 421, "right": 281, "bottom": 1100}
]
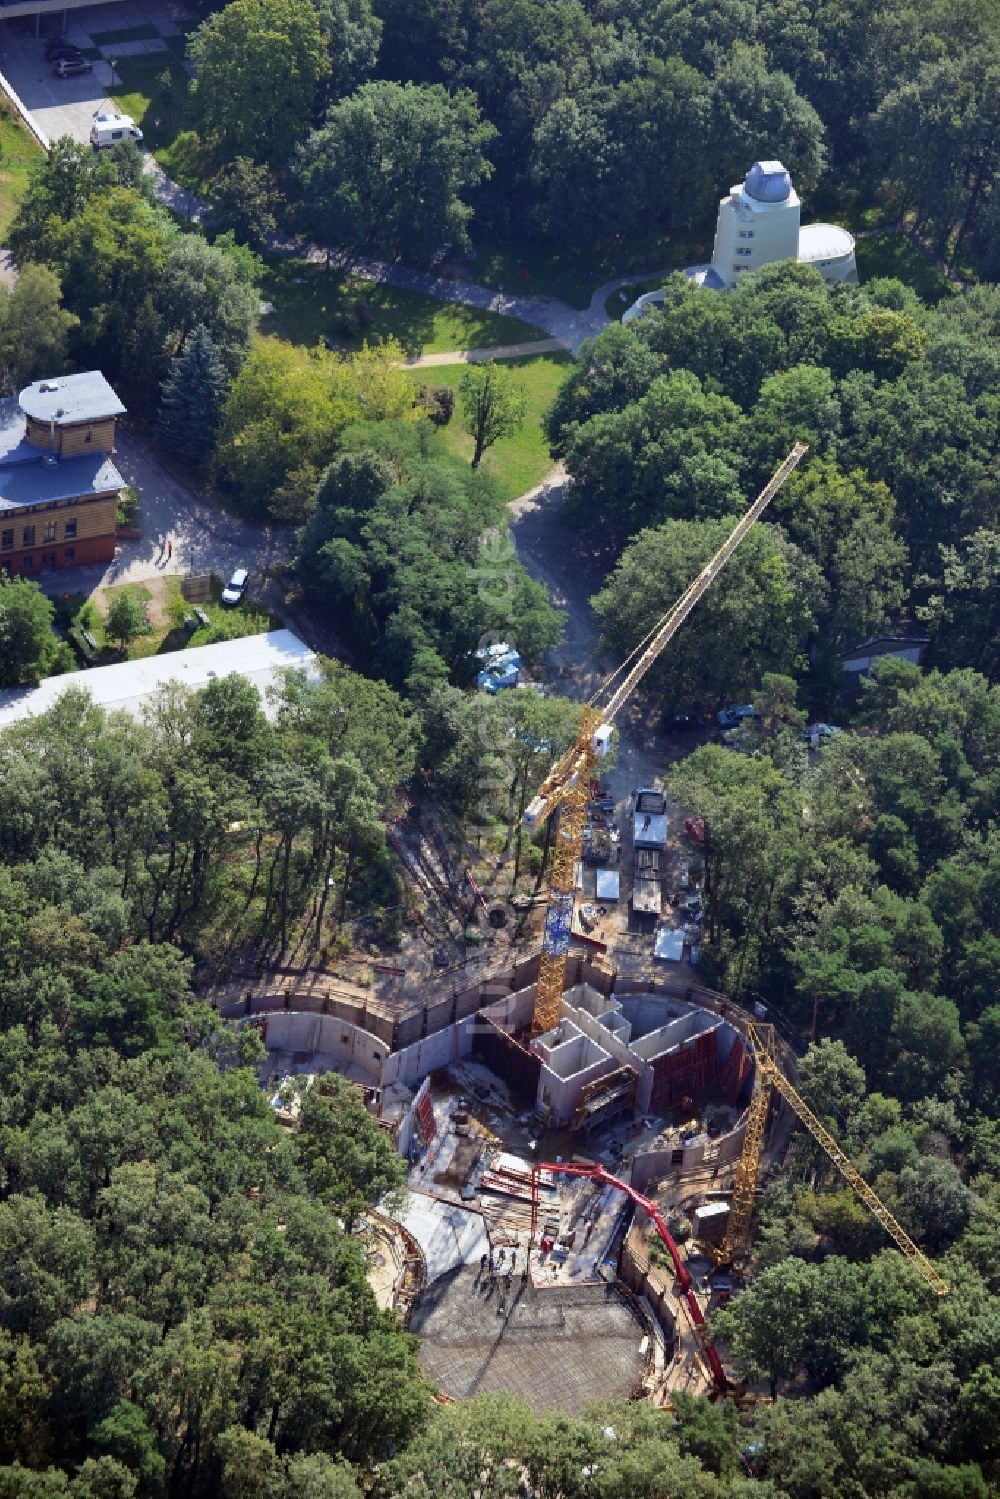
[{"left": 527, "top": 445, "right": 810, "bottom": 1042}]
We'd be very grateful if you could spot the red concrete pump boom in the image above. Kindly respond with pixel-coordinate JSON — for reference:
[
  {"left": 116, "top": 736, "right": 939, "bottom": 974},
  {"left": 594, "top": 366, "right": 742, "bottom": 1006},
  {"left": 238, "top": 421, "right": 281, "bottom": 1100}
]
[{"left": 530, "top": 1161, "right": 728, "bottom": 1392}]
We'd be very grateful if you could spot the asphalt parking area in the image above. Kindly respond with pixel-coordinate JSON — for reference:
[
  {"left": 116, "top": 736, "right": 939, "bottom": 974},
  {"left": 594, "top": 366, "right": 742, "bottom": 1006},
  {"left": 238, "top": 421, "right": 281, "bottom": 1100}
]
[{"left": 0, "top": 1, "right": 180, "bottom": 147}]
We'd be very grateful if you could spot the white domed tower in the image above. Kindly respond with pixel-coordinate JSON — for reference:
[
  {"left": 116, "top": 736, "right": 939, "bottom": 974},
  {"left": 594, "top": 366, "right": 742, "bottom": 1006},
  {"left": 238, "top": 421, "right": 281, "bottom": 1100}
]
[
  {"left": 622, "top": 159, "right": 857, "bottom": 322},
  {"left": 710, "top": 160, "right": 800, "bottom": 290}
]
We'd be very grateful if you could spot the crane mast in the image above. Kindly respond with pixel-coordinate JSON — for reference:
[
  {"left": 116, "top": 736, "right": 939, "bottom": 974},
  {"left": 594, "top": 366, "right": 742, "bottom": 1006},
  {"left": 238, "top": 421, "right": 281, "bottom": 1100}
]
[
  {"left": 525, "top": 443, "right": 809, "bottom": 1037},
  {"left": 722, "top": 1024, "right": 949, "bottom": 1297}
]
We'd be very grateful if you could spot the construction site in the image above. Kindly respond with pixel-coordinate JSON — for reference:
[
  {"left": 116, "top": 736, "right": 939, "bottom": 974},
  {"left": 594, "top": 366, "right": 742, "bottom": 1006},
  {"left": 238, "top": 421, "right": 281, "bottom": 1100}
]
[{"left": 220, "top": 446, "right": 948, "bottom": 1413}]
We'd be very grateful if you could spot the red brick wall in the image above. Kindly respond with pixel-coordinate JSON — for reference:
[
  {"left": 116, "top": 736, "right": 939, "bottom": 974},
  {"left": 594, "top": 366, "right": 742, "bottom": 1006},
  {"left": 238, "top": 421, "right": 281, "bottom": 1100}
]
[{"left": 0, "top": 533, "right": 115, "bottom": 577}]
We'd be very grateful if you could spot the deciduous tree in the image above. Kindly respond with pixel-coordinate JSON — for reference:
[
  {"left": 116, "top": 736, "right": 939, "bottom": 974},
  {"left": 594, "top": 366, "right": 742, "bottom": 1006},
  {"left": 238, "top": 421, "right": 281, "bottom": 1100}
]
[{"left": 460, "top": 361, "right": 528, "bottom": 468}]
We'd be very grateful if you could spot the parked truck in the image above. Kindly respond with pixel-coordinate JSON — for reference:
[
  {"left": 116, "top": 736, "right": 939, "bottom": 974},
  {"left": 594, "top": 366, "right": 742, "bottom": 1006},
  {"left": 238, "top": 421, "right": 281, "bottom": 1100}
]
[{"left": 631, "top": 787, "right": 667, "bottom": 915}]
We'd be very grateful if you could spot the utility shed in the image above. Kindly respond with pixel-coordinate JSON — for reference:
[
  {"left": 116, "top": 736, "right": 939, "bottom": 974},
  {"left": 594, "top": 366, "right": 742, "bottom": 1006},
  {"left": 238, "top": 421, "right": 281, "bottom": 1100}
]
[
  {"left": 0, "top": 629, "right": 319, "bottom": 728},
  {"left": 694, "top": 1200, "right": 730, "bottom": 1246}
]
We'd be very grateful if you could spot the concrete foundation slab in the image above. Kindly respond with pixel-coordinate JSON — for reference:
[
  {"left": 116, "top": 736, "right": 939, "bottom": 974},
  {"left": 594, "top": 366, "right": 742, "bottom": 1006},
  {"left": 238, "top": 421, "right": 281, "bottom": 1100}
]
[
  {"left": 398, "top": 1192, "right": 489, "bottom": 1282},
  {"left": 411, "top": 1263, "right": 649, "bottom": 1412}
]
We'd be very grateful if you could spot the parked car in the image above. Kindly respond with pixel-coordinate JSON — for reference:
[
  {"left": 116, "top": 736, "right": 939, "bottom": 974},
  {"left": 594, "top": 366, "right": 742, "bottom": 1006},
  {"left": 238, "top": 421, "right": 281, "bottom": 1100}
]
[
  {"left": 53, "top": 57, "right": 93, "bottom": 76},
  {"left": 221, "top": 567, "right": 249, "bottom": 606},
  {"left": 663, "top": 712, "right": 698, "bottom": 732},
  {"left": 45, "top": 40, "right": 85, "bottom": 61},
  {"left": 717, "top": 703, "right": 760, "bottom": 731}
]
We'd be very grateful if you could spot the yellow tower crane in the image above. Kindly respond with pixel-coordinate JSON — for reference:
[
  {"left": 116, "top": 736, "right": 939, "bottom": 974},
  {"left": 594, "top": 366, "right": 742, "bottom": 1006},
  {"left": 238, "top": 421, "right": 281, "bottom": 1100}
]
[
  {"left": 523, "top": 443, "right": 809, "bottom": 1038},
  {"left": 721, "top": 1022, "right": 950, "bottom": 1296}
]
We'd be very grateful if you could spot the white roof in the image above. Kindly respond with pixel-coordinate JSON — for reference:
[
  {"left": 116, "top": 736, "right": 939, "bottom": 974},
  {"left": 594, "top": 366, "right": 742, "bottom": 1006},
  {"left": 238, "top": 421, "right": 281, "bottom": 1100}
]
[
  {"left": 654, "top": 927, "right": 685, "bottom": 962},
  {"left": 694, "top": 1200, "right": 730, "bottom": 1220},
  {"left": 595, "top": 869, "right": 620, "bottom": 901},
  {"left": 797, "top": 222, "right": 855, "bottom": 262},
  {"left": 0, "top": 629, "right": 318, "bottom": 729}
]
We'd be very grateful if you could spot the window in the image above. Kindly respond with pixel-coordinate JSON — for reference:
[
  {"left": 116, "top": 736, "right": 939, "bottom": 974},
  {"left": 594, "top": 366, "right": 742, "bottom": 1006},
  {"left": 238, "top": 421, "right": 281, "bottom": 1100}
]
[
  {"left": 21, "top": 555, "right": 32, "bottom": 571},
  {"left": 732, "top": 265, "right": 747, "bottom": 273},
  {"left": 22, "top": 524, "right": 34, "bottom": 546},
  {"left": 63, "top": 547, "right": 74, "bottom": 564},
  {"left": 738, "top": 230, "right": 755, "bottom": 239},
  {"left": 1, "top": 529, "right": 12, "bottom": 551},
  {"left": 43, "top": 521, "right": 57, "bottom": 543},
  {"left": 736, "top": 248, "right": 752, "bottom": 257},
  {"left": 63, "top": 519, "right": 77, "bottom": 540}
]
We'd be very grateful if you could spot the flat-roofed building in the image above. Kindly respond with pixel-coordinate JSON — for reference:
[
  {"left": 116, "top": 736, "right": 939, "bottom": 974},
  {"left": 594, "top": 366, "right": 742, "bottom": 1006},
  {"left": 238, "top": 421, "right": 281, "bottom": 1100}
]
[{"left": 0, "top": 370, "right": 125, "bottom": 578}]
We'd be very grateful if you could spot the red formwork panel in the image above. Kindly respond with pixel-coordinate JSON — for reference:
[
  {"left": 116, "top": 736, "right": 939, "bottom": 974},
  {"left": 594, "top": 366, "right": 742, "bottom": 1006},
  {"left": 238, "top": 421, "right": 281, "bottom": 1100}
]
[{"left": 416, "top": 1090, "right": 437, "bottom": 1144}]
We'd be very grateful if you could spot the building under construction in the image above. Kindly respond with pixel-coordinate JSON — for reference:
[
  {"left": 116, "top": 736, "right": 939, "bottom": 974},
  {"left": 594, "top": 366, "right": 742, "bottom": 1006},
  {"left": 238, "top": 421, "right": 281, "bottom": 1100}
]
[{"left": 220, "top": 448, "right": 947, "bottom": 1406}]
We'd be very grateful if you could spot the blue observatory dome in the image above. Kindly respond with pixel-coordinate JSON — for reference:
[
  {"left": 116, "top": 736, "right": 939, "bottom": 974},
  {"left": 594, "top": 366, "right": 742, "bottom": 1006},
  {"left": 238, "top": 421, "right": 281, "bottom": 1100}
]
[{"left": 744, "top": 161, "right": 792, "bottom": 202}]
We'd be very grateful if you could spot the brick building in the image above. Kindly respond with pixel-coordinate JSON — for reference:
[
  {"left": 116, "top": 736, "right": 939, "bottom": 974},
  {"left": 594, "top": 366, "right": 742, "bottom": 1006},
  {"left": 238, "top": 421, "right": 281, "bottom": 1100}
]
[{"left": 0, "top": 371, "right": 125, "bottom": 579}]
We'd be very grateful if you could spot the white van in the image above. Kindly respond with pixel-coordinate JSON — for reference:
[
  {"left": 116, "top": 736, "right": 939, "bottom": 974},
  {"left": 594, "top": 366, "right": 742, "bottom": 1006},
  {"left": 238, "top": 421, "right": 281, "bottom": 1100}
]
[{"left": 90, "top": 113, "right": 144, "bottom": 149}]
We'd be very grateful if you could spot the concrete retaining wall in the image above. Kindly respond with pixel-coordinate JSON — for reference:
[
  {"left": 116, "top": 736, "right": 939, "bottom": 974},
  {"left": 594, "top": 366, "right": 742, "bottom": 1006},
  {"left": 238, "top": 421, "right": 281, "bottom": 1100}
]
[
  {"left": 0, "top": 72, "right": 50, "bottom": 153},
  {"left": 618, "top": 1216, "right": 676, "bottom": 1347},
  {"left": 263, "top": 1010, "right": 388, "bottom": 1083}
]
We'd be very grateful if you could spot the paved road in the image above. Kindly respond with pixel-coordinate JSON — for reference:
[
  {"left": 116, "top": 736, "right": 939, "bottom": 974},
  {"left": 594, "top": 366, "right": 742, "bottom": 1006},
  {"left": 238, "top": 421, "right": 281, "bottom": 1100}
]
[
  {"left": 507, "top": 466, "right": 691, "bottom": 801},
  {"left": 36, "top": 426, "right": 289, "bottom": 601}
]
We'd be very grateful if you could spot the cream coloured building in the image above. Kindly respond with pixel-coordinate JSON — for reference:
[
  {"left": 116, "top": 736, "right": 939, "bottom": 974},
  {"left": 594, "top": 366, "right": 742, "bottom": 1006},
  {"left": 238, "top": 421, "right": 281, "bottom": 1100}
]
[{"left": 624, "top": 159, "right": 857, "bottom": 320}]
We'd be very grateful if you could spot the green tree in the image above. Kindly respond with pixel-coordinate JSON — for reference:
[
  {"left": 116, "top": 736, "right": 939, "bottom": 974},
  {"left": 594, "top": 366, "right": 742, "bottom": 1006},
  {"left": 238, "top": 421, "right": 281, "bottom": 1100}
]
[
  {"left": 709, "top": 44, "right": 827, "bottom": 197},
  {"left": 0, "top": 578, "right": 63, "bottom": 687},
  {"left": 155, "top": 233, "right": 260, "bottom": 378},
  {"left": 592, "top": 517, "right": 826, "bottom": 711},
  {"left": 773, "top": 459, "right": 907, "bottom": 649},
  {"left": 561, "top": 369, "right": 747, "bottom": 531},
  {"left": 0, "top": 265, "right": 78, "bottom": 397},
  {"left": 209, "top": 157, "right": 281, "bottom": 249},
  {"left": 459, "top": 361, "right": 528, "bottom": 469},
  {"left": 6, "top": 137, "right": 120, "bottom": 266},
  {"left": 90, "top": 1401, "right": 166, "bottom": 1497},
  {"left": 155, "top": 324, "right": 230, "bottom": 468},
  {"left": 295, "top": 1074, "right": 406, "bottom": 1229},
  {"left": 918, "top": 529, "right": 1000, "bottom": 679},
  {"left": 188, "top": 0, "right": 330, "bottom": 166},
  {"left": 312, "top": 0, "right": 381, "bottom": 104},
  {"left": 895, "top": 1157, "right": 976, "bottom": 1252},
  {"left": 104, "top": 592, "right": 146, "bottom": 652},
  {"left": 297, "top": 82, "right": 495, "bottom": 257}
]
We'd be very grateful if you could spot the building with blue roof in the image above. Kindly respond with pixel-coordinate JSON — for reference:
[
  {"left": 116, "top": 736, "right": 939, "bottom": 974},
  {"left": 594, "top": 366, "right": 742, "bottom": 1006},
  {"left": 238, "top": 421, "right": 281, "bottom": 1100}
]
[
  {"left": 624, "top": 160, "right": 857, "bottom": 322},
  {"left": 0, "top": 371, "right": 125, "bottom": 578}
]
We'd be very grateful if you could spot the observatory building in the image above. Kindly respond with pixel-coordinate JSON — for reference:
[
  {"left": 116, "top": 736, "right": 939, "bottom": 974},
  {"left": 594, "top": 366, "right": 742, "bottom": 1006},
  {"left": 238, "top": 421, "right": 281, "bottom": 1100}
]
[{"left": 624, "top": 159, "right": 857, "bottom": 320}]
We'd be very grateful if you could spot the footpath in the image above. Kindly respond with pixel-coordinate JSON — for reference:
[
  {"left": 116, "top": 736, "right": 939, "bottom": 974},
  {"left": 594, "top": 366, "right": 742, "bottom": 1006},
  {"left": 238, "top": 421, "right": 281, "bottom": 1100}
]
[{"left": 143, "top": 157, "right": 668, "bottom": 357}]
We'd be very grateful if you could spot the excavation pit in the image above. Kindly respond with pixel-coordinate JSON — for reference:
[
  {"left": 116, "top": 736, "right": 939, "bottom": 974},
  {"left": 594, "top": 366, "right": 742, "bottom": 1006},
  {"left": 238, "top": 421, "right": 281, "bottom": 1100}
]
[{"left": 410, "top": 1262, "right": 650, "bottom": 1413}]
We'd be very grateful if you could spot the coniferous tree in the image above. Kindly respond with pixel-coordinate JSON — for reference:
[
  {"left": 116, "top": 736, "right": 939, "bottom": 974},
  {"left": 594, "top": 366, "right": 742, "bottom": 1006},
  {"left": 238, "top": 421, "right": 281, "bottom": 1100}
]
[{"left": 155, "top": 323, "right": 229, "bottom": 467}]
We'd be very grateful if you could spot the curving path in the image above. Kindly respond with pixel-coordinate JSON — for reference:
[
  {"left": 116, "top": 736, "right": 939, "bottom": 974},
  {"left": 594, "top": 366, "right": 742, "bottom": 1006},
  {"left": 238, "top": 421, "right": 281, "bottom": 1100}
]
[{"left": 145, "top": 158, "right": 670, "bottom": 356}]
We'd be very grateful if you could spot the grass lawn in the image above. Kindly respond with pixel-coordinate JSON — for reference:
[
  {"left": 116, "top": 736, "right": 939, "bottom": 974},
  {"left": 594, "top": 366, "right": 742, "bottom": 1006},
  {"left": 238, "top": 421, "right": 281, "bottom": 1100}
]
[
  {"left": 856, "top": 231, "right": 955, "bottom": 303},
  {"left": 0, "top": 106, "right": 44, "bottom": 242},
  {"left": 260, "top": 257, "right": 547, "bottom": 358},
  {"left": 86, "top": 576, "right": 280, "bottom": 661},
  {"left": 604, "top": 277, "right": 667, "bottom": 320},
  {"left": 408, "top": 352, "right": 571, "bottom": 501},
  {"left": 109, "top": 47, "right": 212, "bottom": 196}
]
